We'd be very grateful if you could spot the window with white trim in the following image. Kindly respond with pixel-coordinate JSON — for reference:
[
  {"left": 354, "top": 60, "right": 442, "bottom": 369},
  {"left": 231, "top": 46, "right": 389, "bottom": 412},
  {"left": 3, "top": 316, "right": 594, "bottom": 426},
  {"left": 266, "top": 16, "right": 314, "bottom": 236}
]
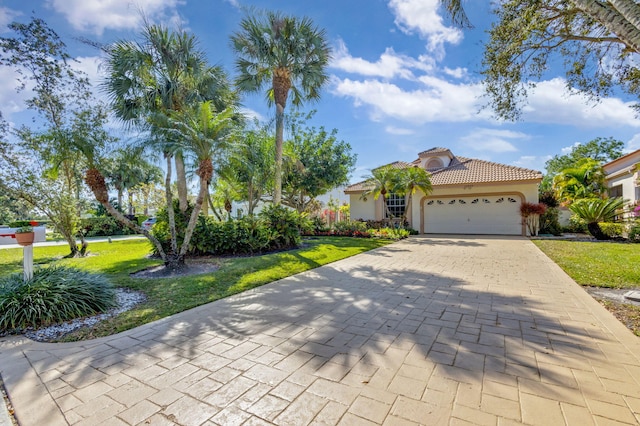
[{"left": 386, "top": 193, "right": 406, "bottom": 218}]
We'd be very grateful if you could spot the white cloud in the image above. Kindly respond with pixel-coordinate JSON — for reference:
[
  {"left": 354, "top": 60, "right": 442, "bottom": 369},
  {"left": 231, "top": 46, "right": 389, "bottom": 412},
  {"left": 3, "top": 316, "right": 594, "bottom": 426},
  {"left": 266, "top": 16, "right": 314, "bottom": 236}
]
[
  {"left": 240, "top": 108, "right": 264, "bottom": 123},
  {"left": 627, "top": 134, "right": 640, "bottom": 151},
  {"left": 512, "top": 155, "right": 550, "bottom": 172},
  {"left": 385, "top": 126, "right": 414, "bottom": 135},
  {"left": 332, "top": 77, "right": 488, "bottom": 124},
  {"left": 223, "top": 0, "right": 241, "bottom": 8},
  {"left": 331, "top": 40, "right": 433, "bottom": 79},
  {"left": 524, "top": 78, "right": 640, "bottom": 127},
  {"left": 387, "top": 0, "right": 462, "bottom": 54},
  {"left": 443, "top": 67, "right": 466, "bottom": 79},
  {"left": 560, "top": 142, "right": 581, "bottom": 154},
  {"left": 46, "top": 0, "right": 184, "bottom": 35},
  {"left": 0, "top": 67, "right": 31, "bottom": 117},
  {"left": 460, "top": 128, "right": 529, "bottom": 153},
  {"left": 0, "top": 7, "right": 22, "bottom": 32}
]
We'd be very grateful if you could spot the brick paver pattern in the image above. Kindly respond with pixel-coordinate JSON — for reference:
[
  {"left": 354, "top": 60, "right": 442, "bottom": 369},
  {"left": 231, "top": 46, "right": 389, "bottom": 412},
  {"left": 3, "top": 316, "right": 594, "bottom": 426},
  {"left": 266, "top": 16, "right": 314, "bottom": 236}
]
[{"left": 1, "top": 236, "right": 640, "bottom": 425}]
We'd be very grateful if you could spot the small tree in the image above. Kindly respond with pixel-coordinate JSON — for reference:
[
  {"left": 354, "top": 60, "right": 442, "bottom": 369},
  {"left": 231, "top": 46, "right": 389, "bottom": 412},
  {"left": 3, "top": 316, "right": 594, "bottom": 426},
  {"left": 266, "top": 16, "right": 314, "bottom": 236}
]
[{"left": 520, "top": 202, "right": 547, "bottom": 236}]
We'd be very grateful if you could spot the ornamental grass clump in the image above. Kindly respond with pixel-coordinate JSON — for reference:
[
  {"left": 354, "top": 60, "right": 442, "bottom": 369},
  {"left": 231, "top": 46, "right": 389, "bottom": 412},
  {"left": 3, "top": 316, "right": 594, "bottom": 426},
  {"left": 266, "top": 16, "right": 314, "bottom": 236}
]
[{"left": 0, "top": 266, "right": 116, "bottom": 331}]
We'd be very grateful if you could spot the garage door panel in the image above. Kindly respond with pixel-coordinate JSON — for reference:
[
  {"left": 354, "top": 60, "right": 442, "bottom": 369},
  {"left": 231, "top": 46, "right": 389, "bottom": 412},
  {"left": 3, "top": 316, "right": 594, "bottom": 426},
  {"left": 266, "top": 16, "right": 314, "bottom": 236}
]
[{"left": 424, "top": 196, "right": 522, "bottom": 235}]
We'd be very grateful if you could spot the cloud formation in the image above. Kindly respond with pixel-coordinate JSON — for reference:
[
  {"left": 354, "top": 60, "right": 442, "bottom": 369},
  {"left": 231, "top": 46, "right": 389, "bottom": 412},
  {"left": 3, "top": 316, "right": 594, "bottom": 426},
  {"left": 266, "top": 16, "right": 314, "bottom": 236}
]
[
  {"left": 331, "top": 40, "right": 433, "bottom": 79},
  {"left": 460, "top": 128, "right": 528, "bottom": 153},
  {"left": 388, "top": 0, "right": 463, "bottom": 54},
  {"left": 46, "top": 0, "right": 184, "bottom": 35}
]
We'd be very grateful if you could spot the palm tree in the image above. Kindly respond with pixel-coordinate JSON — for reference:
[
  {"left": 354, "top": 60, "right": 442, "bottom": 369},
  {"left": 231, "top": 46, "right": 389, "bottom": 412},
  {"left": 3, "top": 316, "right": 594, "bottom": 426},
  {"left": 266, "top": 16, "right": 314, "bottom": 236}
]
[
  {"left": 103, "top": 22, "right": 234, "bottom": 212},
  {"left": 361, "top": 166, "right": 399, "bottom": 221},
  {"left": 163, "top": 101, "right": 235, "bottom": 261},
  {"left": 570, "top": 197, "right": 625, "bottom": 240},
  {"left": 394, "top": 167, "right": 433, "bottom": 226},
  {"left": 231, "top": 10, "right": 330, "bottom": 205},
  {"left": 553, "top": 158, "right": 606, "bottom": 204}
]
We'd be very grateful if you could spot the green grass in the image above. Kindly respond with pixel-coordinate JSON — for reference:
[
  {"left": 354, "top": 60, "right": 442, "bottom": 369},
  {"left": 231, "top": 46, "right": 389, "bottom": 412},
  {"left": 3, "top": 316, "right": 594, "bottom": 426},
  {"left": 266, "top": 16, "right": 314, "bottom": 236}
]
[
  {"left": 533, "top": 240, "right": 640, "bottom": 289},
  {"left": 0, "top": 236, "right": 391, "bottom": 340}
]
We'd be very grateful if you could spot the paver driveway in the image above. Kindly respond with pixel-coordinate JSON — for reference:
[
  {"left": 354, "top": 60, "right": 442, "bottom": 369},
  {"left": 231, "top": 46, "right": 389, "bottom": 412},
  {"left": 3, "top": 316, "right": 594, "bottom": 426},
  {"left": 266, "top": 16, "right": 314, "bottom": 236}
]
[{"left": 1, "top": 236, "right": 640, "bottom": 425}]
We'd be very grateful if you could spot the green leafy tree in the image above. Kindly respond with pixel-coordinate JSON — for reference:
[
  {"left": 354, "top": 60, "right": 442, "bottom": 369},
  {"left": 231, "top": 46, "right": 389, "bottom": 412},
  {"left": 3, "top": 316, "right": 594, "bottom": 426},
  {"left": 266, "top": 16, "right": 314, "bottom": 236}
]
[
  {"left": 393, "top": 167, "right": 433, "bottom": 226},
  {"left": 570, "top": 197, "right": 626, "bottom": 240},
  {"left": 0, "top": 18, "right": 107, "bottom": 256},
  {"left": 543, "top": 137, "right": 625, "bottom": 190},
  {"left": 282, "top": 111, "right": 356, "bottom": 212},
  {"left": 437, "top": 1, "right": 640, "bottom": 119},
  {"left": 231, "top": 10, "right": 331, "bottom": 205},
  {"left": 482, "top": 1, "right": 640, "bottom": 120}
]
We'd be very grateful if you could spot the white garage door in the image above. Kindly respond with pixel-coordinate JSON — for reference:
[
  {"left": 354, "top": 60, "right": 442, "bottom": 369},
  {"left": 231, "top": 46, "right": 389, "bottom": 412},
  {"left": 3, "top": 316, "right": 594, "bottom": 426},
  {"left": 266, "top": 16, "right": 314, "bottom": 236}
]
[{"left": 424, "top": 195, "right": 522, "bottom": 235}]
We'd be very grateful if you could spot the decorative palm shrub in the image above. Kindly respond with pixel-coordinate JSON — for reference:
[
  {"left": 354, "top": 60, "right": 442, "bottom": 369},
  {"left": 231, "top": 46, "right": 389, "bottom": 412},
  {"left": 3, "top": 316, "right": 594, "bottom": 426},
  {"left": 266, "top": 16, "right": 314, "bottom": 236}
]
[
  {"left": 569, "top": 198, "right": 625, "bottom": 240},
  {"left": 520, "top": 202, "right": 547, "bottom": 236},
  {"left": 0, "top": 266, "right": 116, "bottom": 331}
]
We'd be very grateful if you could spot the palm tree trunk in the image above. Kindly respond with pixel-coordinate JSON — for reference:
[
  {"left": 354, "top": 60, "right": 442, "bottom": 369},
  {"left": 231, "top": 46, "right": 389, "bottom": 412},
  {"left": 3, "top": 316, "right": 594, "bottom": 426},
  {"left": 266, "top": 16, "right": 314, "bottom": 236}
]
[
  {"left": 175, "top": 151, "right": 189, "bottom": 212},
  {"left": 84, "top": 168, "right": 168, "bottom": 261},
  {"left": 165, "top": 154, "right": 179, "bottom": 257},
  {"left": 117, "top": 188, "right": 123, "bottom": 211},
  {"left": 274, "top": 103, "right": 285, "bottom": 205},
  {"left": 573, "top": 0, "right": 640, "bottom": 52},
  {"left": 587, "top": 222, "right": 609, "bottom": 240},
  {"left": 179, "top": 176, "right": 207, "bottom": 258}
]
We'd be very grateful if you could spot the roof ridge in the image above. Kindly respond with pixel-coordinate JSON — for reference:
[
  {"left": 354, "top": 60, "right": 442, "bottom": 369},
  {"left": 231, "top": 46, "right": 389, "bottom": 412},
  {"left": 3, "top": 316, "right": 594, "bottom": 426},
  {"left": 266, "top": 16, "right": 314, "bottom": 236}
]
[{"left": 456, "top": 156, "right": 541, "bottom": 174}]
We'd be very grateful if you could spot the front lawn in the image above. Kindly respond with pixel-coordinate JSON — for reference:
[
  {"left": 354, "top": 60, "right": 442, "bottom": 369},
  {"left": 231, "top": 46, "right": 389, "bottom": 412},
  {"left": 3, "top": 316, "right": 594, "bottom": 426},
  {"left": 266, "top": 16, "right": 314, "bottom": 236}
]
[
  {"left": 0, "top": 237, "right": 391, "bottom": 340},
  {"left": 533, "top": 240, "right": 640, "bottom": 289}
]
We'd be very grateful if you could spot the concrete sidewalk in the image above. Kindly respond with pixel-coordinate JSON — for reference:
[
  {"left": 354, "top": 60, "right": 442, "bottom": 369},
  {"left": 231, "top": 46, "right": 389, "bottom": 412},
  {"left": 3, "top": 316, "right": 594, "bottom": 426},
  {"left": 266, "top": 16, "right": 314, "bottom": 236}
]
[{"left": 1, "top": 236, "right": 639, "bottom": 425}]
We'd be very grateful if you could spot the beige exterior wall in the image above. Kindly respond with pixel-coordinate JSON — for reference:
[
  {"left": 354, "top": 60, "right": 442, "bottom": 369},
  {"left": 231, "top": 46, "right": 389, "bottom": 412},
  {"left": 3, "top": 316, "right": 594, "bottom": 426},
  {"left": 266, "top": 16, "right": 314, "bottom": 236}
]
[
  {"left": 349, "top": 195, "right": 374, "bottom": 220},
  {"left": 604, "top": 150, "right": 639, "bottom": 209}
]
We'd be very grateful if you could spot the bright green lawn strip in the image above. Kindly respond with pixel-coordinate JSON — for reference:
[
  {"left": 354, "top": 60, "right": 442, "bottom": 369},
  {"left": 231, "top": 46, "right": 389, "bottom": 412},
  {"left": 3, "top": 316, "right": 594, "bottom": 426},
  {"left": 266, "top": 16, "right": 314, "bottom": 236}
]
[
  {"left": 533, "top": 240, "right": 640, "bottom": 289},
  {"left": 1, "top": 237, "right": 391, "bottom": 340}
]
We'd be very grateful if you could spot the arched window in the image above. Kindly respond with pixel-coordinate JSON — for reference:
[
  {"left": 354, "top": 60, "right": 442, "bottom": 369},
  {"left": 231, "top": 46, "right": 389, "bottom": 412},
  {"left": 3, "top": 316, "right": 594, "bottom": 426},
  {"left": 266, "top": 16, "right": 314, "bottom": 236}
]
[{"left": 426, "top": 158, "right": 444, "bottom": 169}]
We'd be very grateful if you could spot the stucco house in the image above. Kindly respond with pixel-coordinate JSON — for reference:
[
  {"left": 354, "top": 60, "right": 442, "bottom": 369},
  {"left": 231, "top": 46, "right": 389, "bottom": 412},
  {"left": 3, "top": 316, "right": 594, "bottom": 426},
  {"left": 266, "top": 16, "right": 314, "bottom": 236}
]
[
  {"left": 603, "top": 149, "right": 640, "bottom": 215},
  {"left": 345, "top": 147, "right": 543, "bottom": 236}
]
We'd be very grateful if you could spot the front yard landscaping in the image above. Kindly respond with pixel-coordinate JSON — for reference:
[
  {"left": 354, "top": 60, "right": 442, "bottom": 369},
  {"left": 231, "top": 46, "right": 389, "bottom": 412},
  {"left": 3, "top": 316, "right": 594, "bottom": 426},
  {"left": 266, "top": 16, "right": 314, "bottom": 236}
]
[
  {"left": 533, "top": 240, "right": 640, "bottom": 336},
  {"left": 0, "top": 237, "right": 391, "bottom": 341}
]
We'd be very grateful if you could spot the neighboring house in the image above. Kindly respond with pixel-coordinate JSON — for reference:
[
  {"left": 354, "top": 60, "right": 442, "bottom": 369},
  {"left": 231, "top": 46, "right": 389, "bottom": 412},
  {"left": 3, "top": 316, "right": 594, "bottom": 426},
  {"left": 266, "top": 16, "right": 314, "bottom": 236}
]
[
  {"left": 603, "top": 149, "right": 640, "bottom": 214},
  {"left": 345, "top": 147, "right": 543, "bottom": 236}
]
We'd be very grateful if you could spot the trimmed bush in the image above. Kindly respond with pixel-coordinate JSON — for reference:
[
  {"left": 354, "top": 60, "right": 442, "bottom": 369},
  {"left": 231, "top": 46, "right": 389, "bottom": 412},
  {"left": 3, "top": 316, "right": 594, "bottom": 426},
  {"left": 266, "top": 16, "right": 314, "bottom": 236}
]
[
  {"left": 80, "top": 216, "right": 136, "bottom": 237},
  {"left": 539, "top": 207, "right": 563, "bottom": 235},
  {"left": 152, "top": 203, "right": 306, "bottom": 256},
  {"left": 598, "top": 222, "right": 624, "bottom": 239},
  {"left": 0, "top": 266, "right": 116, "bottom": 331},
  {"left": 629, "top": 222, "right": 640, "bottom": 243}
]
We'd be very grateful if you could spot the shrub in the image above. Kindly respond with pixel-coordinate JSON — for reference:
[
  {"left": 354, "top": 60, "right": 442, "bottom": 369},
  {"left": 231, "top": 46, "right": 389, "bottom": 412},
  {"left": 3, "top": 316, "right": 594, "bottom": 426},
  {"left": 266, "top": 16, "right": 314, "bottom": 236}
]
[
  {"left": 368, "top": 227, "right": 410, "bottom": 240},
  {"left": 564, "top": 215, "right": 588, "bottom": 233},
  {"left": 539, "top": 207, "right": 562, "bottom": 235},
  {"left": 333, "top": 220, "right": 368, "bottom": 236},
  {"left": 598, "top": 222, "right": 624, "bottom": 238},
  {"left": 0, "top": 266, "right": 116, "bottom": 331},
  {"left": 80, "top": 216, "right": 135, "bottom": 237},
  {"left": 629, "top": 222, "right": 640, "bottom": 243},
  {"left": 569, "top": 198, "right": 626, "bottom": 240},
  {"left": 259, "top": 205, "right": 303, "bottom": 249},
  {"left": 520, "top": 202, "right": 547, "bottom": 236}
]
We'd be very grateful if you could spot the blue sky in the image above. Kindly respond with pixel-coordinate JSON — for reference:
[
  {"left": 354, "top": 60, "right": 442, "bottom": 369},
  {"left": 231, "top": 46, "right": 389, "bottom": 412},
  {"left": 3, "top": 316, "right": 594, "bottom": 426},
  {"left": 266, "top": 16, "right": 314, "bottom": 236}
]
[{"left": 1, "top": 0, "right": 640, "bottom": 183}]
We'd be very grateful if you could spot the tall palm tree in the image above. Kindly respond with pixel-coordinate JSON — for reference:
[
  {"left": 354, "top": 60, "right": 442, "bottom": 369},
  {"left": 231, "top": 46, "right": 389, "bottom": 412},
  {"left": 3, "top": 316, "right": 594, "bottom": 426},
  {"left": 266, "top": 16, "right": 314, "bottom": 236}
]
[
  {"left": 231, "top": 10, "right": 330, "bottom": 205},
  {"left": 394, "top": 167, "right": 433, "bottom": 226}
]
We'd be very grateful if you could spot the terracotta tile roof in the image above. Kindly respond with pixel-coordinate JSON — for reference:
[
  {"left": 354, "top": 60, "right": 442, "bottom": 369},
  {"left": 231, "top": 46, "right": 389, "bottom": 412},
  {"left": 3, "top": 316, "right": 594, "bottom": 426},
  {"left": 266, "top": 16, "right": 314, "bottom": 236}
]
[
  {"left": 417, "top": 147, "right": 451, "bottom": 156},
  {"left": 429, "top": 156, "right": 542, "bottom": 186},
  {"left": 344, "top": 152, "right": 542, "bottom": 193},
  {"left": 375, "top": 161, "right": 412, "bottom": 170}
]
